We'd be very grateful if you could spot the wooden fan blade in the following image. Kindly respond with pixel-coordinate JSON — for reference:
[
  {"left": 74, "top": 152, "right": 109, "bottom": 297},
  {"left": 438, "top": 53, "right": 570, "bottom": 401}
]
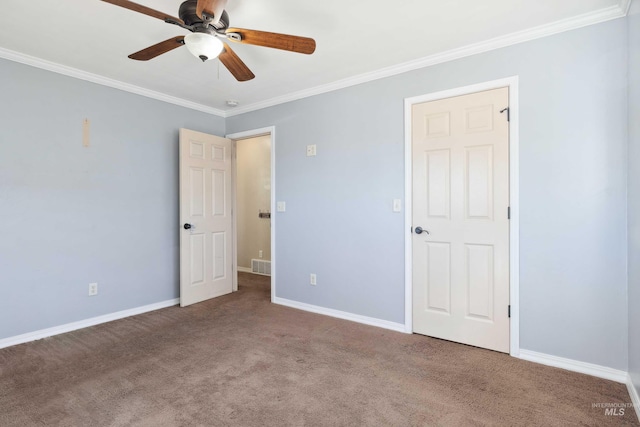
[
  {"left": 218, "top": 43, "right": 255, "bottom": 81},
  {"left": 226, "top": 28, "right": 316, "bottom": 54},
  {"left": 101, "top": 0, "right": 184, "bottom": 24},
  {"left": 128, "top": 36, "right": 185, "bottom": 61},
  {"left": 196, "top": 0, "right": 228, "bottom": 23}
]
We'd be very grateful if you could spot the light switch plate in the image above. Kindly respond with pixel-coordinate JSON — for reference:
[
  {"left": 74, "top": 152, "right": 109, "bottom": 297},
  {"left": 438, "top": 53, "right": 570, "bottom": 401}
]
[
  {"left": 393, "top": 199, "right": 402, "bottom": 212},
  {"left": 277, "top": 201, "right": 286, "bottom": 212}
]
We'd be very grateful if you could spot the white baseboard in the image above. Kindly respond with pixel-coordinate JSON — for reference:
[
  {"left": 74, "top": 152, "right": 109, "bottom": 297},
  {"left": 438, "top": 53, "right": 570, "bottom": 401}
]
[
  {"left": 273, "top": 297, "right": 406, "bottom": 333},
  {"left": 237, "top": 267, "right": 271, "bottom": 277},
  {"left": 627, "top": 374, "right": 640, "bottom": 423},
  {"left": 0, "top": 298, "right": 180, "bottom": 350},
  {"left": 518, "top": 349, "right": 628, "bottom": 383}
]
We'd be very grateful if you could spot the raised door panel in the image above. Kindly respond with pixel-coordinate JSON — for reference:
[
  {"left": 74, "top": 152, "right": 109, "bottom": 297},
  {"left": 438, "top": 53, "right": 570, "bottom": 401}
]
[
  {"left": 425, "top": 150, "right": 451, "bottom": 220},
  {"left": 212, "top": 232, "right": 226, "bottom": 281},
  {"left": 424, "top": 242, "right": 451, "bottom": 314},
  {"left": 189, "top": 233, "right": 206, "bottom": 286},
  {"left": 424, "top": 112, "right": 451, "bottom": 138},
  {"left": 190, "top": 141, "right": 205, "bottom": 159},
  {"left": 190, "top": 168, "right": 205, "bottom": 218},
  {"left": 465, "top": 146, "right": 493, "bottom": 220},
  {"left": 211, "top": 169, "right": 226, "bottom": 217},
  {"left": 212, "top": 145, "right": 225, "bottom": 162},
  {"left": 464, "top": 105, "right": 494, "bottom": 134},
  {"left": 465, "top": 244, "right": 494, "bottom": 321}
]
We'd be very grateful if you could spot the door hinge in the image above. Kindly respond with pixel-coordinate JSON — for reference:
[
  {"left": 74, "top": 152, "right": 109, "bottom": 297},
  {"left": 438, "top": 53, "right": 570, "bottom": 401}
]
[
  {"left": 500, "top": 107, "right": 510, "bottom": 122},
  {"left": 508, "top": 305, "right": 511, "bottom": 318},
  {"left": 507, "top": 206, "right": 511, "bottom": 220}
]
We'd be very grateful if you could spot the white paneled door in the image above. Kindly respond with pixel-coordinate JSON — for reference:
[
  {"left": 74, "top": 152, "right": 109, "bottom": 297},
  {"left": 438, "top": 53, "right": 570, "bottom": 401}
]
[
  {"left": 179, "top": 129, "right": 233, "bottom": 307},
  {"left": 412, "top": 88, "right": 510, "bottom": 353}
]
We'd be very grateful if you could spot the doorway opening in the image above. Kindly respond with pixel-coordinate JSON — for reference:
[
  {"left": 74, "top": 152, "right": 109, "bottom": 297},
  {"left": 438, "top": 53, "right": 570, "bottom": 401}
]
[
  {"left": 236, "top": 135, "right": 272, "bottom": 275},
  {"left": 228, "top": 127, "right": 276, "bottom": 302}
]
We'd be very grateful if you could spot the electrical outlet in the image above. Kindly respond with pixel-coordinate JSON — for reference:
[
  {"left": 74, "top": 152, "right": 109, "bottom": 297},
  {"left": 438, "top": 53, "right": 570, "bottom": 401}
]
[
  {"left": 310, "top": 274, "right": 317, "bottom": 286},
  {"left": 259, "top": 250, "right": 263, "bottom": 258},
  {"left": 89, "top": 282, "right": 98, "bottom": 296}
]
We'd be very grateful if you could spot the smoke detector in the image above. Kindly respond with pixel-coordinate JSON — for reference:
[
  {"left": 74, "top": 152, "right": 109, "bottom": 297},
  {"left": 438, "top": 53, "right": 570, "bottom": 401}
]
[{"left": 226, "top": 100, "right": 239, "bottom": 108}]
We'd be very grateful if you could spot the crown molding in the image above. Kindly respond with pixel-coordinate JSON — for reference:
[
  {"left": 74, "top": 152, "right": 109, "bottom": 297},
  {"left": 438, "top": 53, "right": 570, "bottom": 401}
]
[
  {"left": 0, "top": 47, "right": 226, "bottom": 118},
  {"left": 0, "top": 1, "right": 630, "bottom": 119},
  {"left": 226, "top": 2, "right": 629, "bottom": 117}
]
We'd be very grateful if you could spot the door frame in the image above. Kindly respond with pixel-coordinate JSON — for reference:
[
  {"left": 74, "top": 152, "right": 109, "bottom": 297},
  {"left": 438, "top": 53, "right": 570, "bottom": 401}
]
[
  {"left": 226, "top": 126, "right": 276, "bottom": 303},
  {"left": 404, "top": 76, "right": 520, "bottom": 356}
]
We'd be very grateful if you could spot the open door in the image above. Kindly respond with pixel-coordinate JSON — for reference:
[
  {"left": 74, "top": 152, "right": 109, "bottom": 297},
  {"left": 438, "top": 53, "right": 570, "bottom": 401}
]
[{"left": 179, "top": 128, "right": 233, "bottom": 307}]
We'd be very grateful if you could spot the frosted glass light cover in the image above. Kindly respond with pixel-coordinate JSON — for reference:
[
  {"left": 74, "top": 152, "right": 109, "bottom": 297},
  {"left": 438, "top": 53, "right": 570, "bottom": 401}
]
[{"left": 184, "top": 33, "right": 224, "bottom": 61}]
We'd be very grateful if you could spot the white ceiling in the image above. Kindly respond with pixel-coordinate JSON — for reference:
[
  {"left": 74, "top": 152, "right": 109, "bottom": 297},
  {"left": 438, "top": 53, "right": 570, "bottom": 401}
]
[{"left": 0, "top": 0, "right": 629, "bottom": 115}]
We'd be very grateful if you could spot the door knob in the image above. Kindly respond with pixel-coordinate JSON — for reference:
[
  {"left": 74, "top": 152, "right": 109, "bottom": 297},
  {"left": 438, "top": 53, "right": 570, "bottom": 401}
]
[
  {"left": 183, "top": 223, "right": 192, "bottom": 230},
  {"left": 415, "top": 226, "right": 429, "bottom": 235}
]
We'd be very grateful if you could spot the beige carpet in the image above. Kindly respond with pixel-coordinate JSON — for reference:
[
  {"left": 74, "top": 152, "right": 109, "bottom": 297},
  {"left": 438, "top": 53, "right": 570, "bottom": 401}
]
[{"left": 1, "top": 273, "right": 637, "bottom": 426}]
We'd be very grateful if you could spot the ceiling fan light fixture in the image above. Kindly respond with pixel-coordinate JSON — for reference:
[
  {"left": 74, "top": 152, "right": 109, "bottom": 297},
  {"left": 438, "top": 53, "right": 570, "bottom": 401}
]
[{"left": 184, "top": 33, "right": 223, "bottom": 62}]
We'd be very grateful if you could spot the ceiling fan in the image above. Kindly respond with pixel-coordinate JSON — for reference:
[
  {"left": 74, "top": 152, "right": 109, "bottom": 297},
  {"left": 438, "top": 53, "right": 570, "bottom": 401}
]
[{"left": 101, "top": 0, "right": 316, "bottom": 82}]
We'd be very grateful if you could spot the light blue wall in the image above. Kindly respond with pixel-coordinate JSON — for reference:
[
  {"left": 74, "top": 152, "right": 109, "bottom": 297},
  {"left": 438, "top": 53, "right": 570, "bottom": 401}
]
[
  {"left": 227, "top": 19, "right": 629, "bottom": 370},
  {"left": 0, "top": 58, "right": 225, "bottom": 339},
  {"left": 0, "top": 16, "right": 631, "bottom": 373},
  {"left": 628, "top": 1, "right": 640, "bottom": 398}
]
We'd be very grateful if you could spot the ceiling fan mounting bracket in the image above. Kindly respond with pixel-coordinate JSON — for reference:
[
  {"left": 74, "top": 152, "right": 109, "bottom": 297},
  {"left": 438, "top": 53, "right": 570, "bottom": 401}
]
[
  {"left": 164, "top": 18, "right": 193, "bottom": 32},
  {"left": 192, "top": 26, "right": 216, "bottom": 36},
  {"left": 179, "top": 0, "right": 229, "bottom": 30}
]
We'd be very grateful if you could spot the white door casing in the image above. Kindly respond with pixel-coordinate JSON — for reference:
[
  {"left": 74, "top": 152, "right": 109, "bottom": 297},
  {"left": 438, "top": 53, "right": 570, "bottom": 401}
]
[
  {"left": 179, "top": 129, "right": 233, "bottom": 307},
  {"left": 226, "top": 126, "right": 277, "bottom": 303},
  {"left": 411, "top": 87, "right": 510, "bottom": 353}
]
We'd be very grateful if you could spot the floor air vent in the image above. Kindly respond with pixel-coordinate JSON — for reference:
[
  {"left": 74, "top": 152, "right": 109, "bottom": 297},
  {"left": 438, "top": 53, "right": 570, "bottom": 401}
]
[{"left": 251, "top": 259, "right": 271, "bottom": 276}]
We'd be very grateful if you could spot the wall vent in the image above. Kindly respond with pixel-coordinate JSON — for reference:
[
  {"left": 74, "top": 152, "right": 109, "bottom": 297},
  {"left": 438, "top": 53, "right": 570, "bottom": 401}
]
[{"left": 251, "top": 259, "right": 271, "bottom": 276}]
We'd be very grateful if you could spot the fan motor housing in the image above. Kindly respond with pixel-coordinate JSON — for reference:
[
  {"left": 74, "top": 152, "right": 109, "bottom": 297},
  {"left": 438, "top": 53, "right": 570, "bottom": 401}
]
[{"left": 179, "top": 0, "right": 229, "bottom": 29}]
